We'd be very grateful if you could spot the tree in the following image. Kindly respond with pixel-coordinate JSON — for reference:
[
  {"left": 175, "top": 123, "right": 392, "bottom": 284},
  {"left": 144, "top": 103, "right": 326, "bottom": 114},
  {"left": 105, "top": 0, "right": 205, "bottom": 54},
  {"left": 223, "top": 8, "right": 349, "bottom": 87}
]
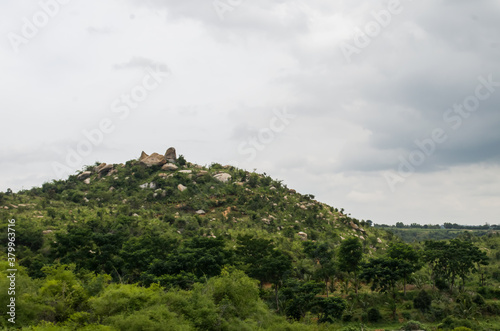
[
  {"left": 387, "top": 242, "right": 421, "bottom": 296},
  {"left": 337, "top": 238, "right": 363, "bottom": 294},
  {"left": 260, "top": 250, "right": 292, "bottom": 311},
  {"left": 303, "top": 242, "right": 336, "bottom": 296},
  {"left": 360, "top": 257, "right": 410, "bottom": 319},
  {"left": 423, "top": 239, "right": 488, "bottom": 291},
  {"left": 235, "top": 235, "right": 274, "bottom": 286},
  {"left": 280, "top": 279, "right": 323, "bottom": 320}
]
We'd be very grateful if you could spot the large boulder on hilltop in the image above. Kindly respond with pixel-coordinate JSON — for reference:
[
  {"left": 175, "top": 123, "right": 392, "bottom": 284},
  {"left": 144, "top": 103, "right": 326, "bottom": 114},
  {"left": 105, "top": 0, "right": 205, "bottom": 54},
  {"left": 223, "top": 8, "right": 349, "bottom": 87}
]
[
  {"left": 140, "top": 153, "right": 167, "bottom": 167},
  {"left": 165, "top": 147, "right": 177, "bottom": 163},
  {"left": 139, "top": 151, "right": 149, "bottom": 161}
]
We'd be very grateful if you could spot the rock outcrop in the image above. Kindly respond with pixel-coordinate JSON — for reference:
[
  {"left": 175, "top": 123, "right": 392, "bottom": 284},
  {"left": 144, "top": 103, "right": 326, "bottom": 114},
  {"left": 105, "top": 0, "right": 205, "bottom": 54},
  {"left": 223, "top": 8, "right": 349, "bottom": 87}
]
[
  {"left": 165, "top": 147, "right": 177, "bottom": 163},
  {"left": 140, "top": 153, "right": 167, "bottom": 167},
  {"left": 139, "top": 151, "right": 149, "bottom": 161}
]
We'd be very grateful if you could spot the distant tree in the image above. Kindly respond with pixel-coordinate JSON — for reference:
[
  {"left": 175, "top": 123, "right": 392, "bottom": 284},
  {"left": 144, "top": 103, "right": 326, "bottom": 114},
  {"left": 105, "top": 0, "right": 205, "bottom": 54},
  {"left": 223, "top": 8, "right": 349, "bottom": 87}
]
[
  {"left": 337, "top": 238, "right": 363, "bottom": 294},
  {"left": 361, "top": 257, "right": 410, "bottom": 319},
  {"left": 395, "top": 222, "right": 405, "bottom": 228},
  {"left": 261, "top": 250, "right": 292, "bottom": 311},
  {"left": 303, "top": 242, "right": 336, "bottom": 296},
  {"left": 423, "top": 239, "right": 488, "bottom": 290},
  {"left": 387, "top": 242, "right": 421, "bottom": 296},
  {"left": 280, "top": 279, "right": 323, "bottom": 320}
]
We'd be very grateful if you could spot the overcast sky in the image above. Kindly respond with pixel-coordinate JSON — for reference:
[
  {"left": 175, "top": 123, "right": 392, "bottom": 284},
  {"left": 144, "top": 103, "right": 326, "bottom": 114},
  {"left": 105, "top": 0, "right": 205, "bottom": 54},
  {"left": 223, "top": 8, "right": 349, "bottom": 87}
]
[{"left": 1, "top": 0, "right": 499, "bottom": 225}]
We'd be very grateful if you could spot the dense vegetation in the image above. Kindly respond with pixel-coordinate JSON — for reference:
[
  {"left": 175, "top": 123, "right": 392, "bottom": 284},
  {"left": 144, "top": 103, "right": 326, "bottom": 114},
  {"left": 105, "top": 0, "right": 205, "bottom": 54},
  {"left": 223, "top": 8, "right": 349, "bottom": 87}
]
[
  {"left": 1, "top": 155, "right": 500, "bottom": 330},
  {"left": 375, "top": 223, "right": 499, "bottom": 243}
]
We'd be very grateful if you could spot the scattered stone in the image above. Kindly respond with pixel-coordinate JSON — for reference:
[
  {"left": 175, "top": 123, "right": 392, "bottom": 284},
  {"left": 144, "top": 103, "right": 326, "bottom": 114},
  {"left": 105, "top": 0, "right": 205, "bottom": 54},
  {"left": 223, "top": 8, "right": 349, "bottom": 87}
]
[
  {"left": 162, "top": 163, "right": 178, "bottom": 171},
  {"left": 140, "top": 183, "right": 157, "bottom": 189},
  {"left": 140, "top": 153, "right": 167, "bottom": 167},
  {"left": 297, "top": 232, "right": 308, "bottom": 240},
  {"left": 377, "top": 238, "right": 382, "bottom": 244},
  {"left": 77, "top": 171, "right": 91, "bottom": 180},
  {"left": 132, "top": 213, "right": 139, "bottom": 217},
  {"left": 270, "top": 186, "right": 276, "bottom": 190},
  {"left": 84, "top": 178, "right": 90, "bottom": 185},
  {"left": 350, "top": 221, "right": 359, "bottom": 230},
  {"left": 178, "top": 184, "right": 187, "bottom": 192},
  {"left": 196, "top": 210, "right": 206, "bottom": 215},
  {"left": 179, "top": 170, "right": 192, "bottom": 174},
  {"left": 214, "top": 173, "right": 232, "bottom": 183},
  {"left": 158, "top": 173, "right": 173, "bottom": 178},
  {"left": 42, "top": 230, "right": 53, "bottom": 234},
  {"left": 109, "top": 187, "right": 115, "bottom": 192},
  {"left": 165, "top": 147, "right": 177, "bottom": 163}
]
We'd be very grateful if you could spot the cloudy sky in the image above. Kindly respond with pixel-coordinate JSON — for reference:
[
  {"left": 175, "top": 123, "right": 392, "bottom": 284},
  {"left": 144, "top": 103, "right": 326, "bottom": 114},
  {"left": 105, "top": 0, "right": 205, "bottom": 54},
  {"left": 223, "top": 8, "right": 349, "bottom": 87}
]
[{"left": 1, "top": 0, "right": 499, "bottom": 225}]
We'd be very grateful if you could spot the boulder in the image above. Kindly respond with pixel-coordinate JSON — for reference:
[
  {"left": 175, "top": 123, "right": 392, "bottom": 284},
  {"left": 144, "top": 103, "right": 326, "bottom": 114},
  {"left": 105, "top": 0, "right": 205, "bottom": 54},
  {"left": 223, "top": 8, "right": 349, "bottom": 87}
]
[
  {"left": 196, "top": 210, "right": 206, "bottom": 215},
  {"left": 139, "top": 151, "right": 149, "bottom": 161},
  {"left": 297, "top": 232, "right": 308, "bottom": 241},
  {"left": 214, "top": 173, "right": 232, "bottom": 183},
  {"left": 95, "top": 163, "right": 108, "bottom": 173},
  {"left": 179, "top": 170, "right": 192, "bottom": 174},
  {"left": 98, "top": 164, "right": 113, "bottom": 175},
  {"left": 77, "top": 171, "right": 91, "bottom": 180},
  {"left": 162, "top": 163, "right": 178, "bottom": 171},
  {"left": 84, "top": 178, "right": 90, "bottom": 185},
  {"left": 140, "top": 153, "right": 167, "bottom": 167},
  {"left": 177, "top": 184, "right": 187, "bottom": 192},
  {"left": 165, "top": 147, "right": 177, "bottom": 163}
]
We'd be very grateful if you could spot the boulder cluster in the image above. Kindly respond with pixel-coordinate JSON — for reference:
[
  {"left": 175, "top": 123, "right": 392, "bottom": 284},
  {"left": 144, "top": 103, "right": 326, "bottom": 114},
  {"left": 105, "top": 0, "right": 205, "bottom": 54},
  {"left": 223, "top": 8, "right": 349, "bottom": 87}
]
[{"left": 139, "top": 147, "right": 177, "bottom": 167}]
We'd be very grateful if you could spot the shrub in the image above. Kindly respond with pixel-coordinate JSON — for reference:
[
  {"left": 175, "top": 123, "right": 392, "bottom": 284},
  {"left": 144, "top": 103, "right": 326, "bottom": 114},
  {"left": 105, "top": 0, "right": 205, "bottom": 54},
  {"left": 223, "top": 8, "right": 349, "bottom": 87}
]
[
  {"left": 414, "top": 290, "right": 432, "bottom": 312},
  {"left": 472, "top": 294, "right": 485, "bottom": 306},
  {"left": 400, "top": 320, "right": 426, "bottom": 331},
  {"left": 367, "top": 307, "right": 381, "bottom": 322},
  {"left": 438, "top": 316, "right": 474, "bottom": 330}
]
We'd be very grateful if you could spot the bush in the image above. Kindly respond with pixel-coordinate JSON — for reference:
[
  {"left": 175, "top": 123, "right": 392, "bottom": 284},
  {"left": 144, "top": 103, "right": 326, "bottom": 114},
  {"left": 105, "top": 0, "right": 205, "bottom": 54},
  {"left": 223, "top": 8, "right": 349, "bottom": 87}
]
[
  {"left": 317, "top": 297, "right": 346, "bottom": 323},
  {"left": 472, "top": 294, "right": 485, "bottom": 306},
  {"left": 414, "top": 290, "right": 432, "bottom": 312},
  {"left": 438, "top": 316, "right": 474, "bottom": 330},
  {"left": 367, "top": 307, "right": 381, "bottom": 322},
  {"left": 400, "top": 320, "right": 426, "bottom": 331}
]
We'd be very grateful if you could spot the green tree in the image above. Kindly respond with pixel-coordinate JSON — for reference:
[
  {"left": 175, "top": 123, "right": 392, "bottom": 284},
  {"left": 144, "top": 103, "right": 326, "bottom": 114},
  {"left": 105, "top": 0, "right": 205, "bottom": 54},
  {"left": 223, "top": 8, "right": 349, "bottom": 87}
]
[
  {"left": 303, "top": 241, "right": 336, "bottom": 296},
  {"left": 360, "top": 257, "right": 410, "bottom": 319},
  {"left": 387, "top": 242, "right": 421, "bottom": 296},
  {"left": 337, "top": 238, "right": 363, "bottom": 294}
]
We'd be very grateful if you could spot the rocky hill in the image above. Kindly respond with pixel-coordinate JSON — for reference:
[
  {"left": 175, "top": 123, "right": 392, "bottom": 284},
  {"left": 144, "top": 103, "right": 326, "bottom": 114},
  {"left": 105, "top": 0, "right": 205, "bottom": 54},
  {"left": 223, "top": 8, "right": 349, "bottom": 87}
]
[{"left": 1, "top": 148, "right": 498, "bottom": 330}]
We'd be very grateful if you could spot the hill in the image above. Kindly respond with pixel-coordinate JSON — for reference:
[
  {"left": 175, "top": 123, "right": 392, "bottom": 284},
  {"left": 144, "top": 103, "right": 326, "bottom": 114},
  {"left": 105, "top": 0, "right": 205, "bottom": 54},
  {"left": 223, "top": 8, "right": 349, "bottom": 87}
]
[{"left": 1, "top": 148, "right": 499, "bottom": 330}]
